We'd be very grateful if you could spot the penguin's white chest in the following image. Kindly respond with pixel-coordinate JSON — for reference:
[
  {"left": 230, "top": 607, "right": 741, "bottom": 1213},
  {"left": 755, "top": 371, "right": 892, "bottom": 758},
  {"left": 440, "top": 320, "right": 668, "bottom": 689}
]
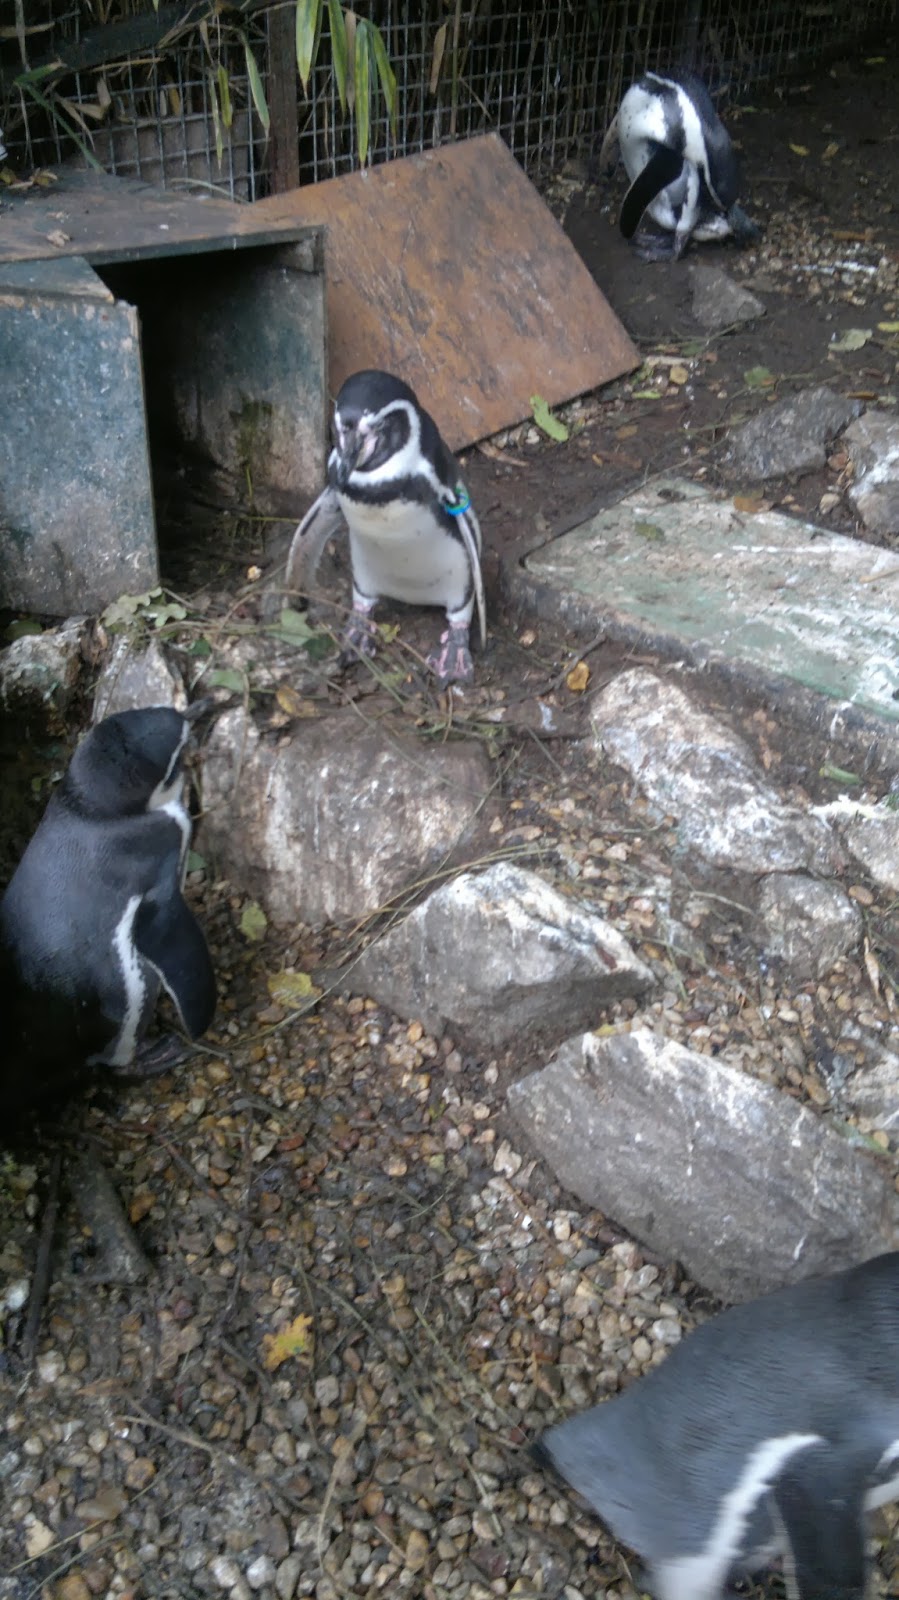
[{"left": 342, "top": 495, "right": 470, "bottom": 610}]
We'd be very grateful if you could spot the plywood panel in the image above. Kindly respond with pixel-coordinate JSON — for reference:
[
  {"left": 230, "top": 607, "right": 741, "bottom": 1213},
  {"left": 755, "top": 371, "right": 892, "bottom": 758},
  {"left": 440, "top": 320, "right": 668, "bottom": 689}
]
[
  {"left": 0, "top": 169, "right": 319, "bottom": 266},
  {"left": 253, "top": 134, "right": 639, "bottom": 450}
]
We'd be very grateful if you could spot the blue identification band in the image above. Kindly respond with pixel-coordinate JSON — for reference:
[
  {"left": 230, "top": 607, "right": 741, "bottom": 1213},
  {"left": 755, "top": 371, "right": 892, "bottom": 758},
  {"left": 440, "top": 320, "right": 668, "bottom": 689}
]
[{"left": 446, "top": 484, "right": 471, "bottom": 517}]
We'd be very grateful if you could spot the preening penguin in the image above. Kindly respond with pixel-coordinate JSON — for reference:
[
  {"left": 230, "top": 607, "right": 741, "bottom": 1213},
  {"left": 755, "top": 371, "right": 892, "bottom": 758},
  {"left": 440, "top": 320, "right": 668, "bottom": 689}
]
[
  {"left": 599, "top": 69, "right": 759, "bottom": 261},
  {"left": 285, "top": 369, "right": 486, "bottom": 687},
  {"left": 535, "top": 1252, "right": 899, "bottom": 1600},
  {"left": 0, "top": 706, "right": 216, "bottom": 1113}
]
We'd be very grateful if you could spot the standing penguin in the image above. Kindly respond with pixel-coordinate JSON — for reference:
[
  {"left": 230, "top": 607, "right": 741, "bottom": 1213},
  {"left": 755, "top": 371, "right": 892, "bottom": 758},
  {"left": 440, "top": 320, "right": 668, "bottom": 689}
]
[
  {"left": 598, "top": 69, "right": 759, "bottom": 261},
  {"left": 534, "top": 1252, "right": 899, "bottom": 1600},
  {"left": 0, "top": 705, "right": 216, "bottom": 1114},
  {"left": 285, "top": 369, "right": 486, "bottom": 688}
]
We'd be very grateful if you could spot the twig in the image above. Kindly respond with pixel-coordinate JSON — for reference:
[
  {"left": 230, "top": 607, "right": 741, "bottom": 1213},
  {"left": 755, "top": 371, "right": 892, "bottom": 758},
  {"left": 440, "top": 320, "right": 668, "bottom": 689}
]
[{"left": 20, "top": 1148, "right": 63, "bottom": 1363}]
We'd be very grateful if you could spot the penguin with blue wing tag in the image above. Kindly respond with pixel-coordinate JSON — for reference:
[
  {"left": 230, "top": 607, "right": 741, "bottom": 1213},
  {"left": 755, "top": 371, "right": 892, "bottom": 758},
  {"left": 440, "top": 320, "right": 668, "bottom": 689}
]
[
  {"left": 285, "top": 369, "right": 486, "bottom": 688},
  {"left": 0, "top": 705, "right": 217, "bottom": 1116},
  {"left": 534, "top": 1252, "right": 899, "bottom": 1600},
  {"left": 598, "top": 69, "right": 759, "bottom": 262}
]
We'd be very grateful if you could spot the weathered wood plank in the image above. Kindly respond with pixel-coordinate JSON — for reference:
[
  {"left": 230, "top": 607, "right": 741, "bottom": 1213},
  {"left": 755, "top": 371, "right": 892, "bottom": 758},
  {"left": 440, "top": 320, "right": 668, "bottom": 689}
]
[{"left": 252, "top": 134, "right": 640, "bottom": 449}]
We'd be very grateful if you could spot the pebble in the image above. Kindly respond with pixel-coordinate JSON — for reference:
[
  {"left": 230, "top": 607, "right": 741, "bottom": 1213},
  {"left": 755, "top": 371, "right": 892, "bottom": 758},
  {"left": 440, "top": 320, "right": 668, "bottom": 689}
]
[
  {"left": 276, "top": 1554, "right": 303, "bottom": 1599},
  {"left": 211, "top": 1555, "right": 243, "bottom": 1589},
  {"left": 57, "top": 1578, "right": 92, "bottom": 1600},
  {"left": 246, "top": 1554, "right": 277, "bottom": 1589}
]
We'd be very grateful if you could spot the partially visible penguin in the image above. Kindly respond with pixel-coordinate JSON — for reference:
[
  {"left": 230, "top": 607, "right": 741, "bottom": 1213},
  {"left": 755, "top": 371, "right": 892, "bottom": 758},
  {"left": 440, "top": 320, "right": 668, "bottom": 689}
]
[
  {"left": 0, "top": 705, "right": 216, "bottom": 1116},
  {"left": 285, "top": 368, "right": 486, "bottom": 688},
  {"left": 598, "top": 69, "right": 759, "bottom": 261},
  {"left": 535, "top": 1252, "right": 899, "bottom": 1600}
]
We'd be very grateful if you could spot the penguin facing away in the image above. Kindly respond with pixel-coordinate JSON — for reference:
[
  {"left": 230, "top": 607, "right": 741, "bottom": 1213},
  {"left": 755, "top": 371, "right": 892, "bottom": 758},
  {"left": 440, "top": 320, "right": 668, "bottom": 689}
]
[
  {"left": 534, "top": 1252, "right": 899, "bottom": 1600},
  {"left": 0, "top": 706, "right": 216, "bottom": 1113},
  {"left": 598, "top": 69, "right": 759, "bottom": 261},
  {"left": 285, "top": 369, "right": 486, "bottom": 688}
]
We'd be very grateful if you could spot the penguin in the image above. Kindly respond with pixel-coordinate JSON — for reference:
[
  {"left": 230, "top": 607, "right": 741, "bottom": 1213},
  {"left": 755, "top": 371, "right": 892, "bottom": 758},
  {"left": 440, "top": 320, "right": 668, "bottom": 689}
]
[
  {"left": 0, "top": 705, "right": 216, "bottom": 1115},
  {"left": 534, "top": 1251, "right": 899, "bottom": 1600},
  {"left": 284, "top": 369, "right": 486, "bottom": 688},
  {"left": 598, "top": 69, "right": 759, "bottom": 261}
]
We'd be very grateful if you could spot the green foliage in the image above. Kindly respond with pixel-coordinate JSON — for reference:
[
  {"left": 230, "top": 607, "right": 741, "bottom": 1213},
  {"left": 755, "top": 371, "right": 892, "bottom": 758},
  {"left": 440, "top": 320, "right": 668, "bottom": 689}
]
[{"left": 294, "top": 0, "right": 396, "bottom": 166}]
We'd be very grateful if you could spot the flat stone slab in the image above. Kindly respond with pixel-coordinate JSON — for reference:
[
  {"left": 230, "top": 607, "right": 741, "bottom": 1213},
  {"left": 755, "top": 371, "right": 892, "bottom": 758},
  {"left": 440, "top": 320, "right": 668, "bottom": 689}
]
[{"left": 519, "top": 477, "right": 899, "bottom": 751}]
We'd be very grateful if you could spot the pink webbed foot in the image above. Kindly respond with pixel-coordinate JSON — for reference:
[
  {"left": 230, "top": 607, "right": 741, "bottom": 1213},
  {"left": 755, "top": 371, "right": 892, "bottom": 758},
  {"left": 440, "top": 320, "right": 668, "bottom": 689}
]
[
  {"left": 339, "top": 608, "right": 379, "bottom": 667},
  {"left": 427, "top": 622, "right": 474, "bottom": 688}
]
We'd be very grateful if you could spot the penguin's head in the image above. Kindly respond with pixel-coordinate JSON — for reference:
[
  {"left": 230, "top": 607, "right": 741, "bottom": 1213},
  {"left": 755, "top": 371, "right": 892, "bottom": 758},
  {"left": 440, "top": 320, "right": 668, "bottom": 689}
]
[
  {"left": 63, "top": 707, "right": 190, "bottom": 819},
  {"left": 331, "top": 369, "right": 421, "bottom": 488}
]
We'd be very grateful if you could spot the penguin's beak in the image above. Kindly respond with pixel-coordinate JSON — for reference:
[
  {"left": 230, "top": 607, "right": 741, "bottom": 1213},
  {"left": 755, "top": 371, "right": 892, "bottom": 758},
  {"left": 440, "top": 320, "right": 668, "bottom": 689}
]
[
  {"left": 335, "top": 436, "right": 358, "bottom": 490},
  {"left": 335, "top": 423, "right": 378, "bottom": 488}
]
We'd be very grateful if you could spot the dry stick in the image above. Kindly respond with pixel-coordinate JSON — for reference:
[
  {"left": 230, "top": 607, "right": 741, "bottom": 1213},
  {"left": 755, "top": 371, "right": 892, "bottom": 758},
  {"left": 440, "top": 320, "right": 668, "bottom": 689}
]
[
  {"left": 315, "top": 1409, "right": 371, "bottom": 1573},
  {"left": 20, "top": 1147, "right": 63, "bottom": 1363}
]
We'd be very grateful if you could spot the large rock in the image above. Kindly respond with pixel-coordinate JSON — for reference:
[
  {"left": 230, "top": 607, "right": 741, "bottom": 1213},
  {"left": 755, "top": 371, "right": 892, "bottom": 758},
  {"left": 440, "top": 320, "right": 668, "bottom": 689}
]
[
  {"left": 350, "top": 863, "right": 654, "bottom": 1048},
  {"left": 844, "top": 412, "right": 899, "bottom": 537},
  {"left": 508, "top": 1028, "right": 896, "bottom": 1302},
  {"left": 756, "top": 872, "right": 861, "bottom": 980},
  {"left": 811, "top": 795, "right": 899, "bottom": 895},
  {"left": 589, "top": 670, "right": 840, "bottom": 877},
  {"left": 723, "top": 385, "right": 861, "bottom": 482},
  {"left": 840, "top": 1029, "right": 899, "bottom": 1135},
  {"left": 199, "top": 708, "right": 494, "bottom": 927},
  {"left": 93, "top": 636, "right": 186, "bottom": 720},
  {"left": 0, "top": 618, "right": 86, "bottom": 715},
  {"left": 689, "top": 264, "right": 765, "bottom": 332}
]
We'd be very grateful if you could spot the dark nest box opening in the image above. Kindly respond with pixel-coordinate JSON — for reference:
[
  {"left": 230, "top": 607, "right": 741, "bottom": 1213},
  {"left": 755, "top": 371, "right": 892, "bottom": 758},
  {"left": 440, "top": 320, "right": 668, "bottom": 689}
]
[{"left": 0, "top": 171, "right": 327, "bottom": 616}]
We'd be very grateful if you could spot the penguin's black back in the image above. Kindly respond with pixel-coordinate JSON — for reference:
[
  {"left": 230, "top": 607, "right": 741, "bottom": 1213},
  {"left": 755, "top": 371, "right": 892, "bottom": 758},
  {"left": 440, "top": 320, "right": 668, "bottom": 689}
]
[
  {"left": 643, "top": 68, "right": 741, "bottom": 212},
  {"left": 64, "top": 707, "right": 187, "bottom": 819},
  {"left": 538, "top": 1253, "right": 899, "bottom": 1565}
]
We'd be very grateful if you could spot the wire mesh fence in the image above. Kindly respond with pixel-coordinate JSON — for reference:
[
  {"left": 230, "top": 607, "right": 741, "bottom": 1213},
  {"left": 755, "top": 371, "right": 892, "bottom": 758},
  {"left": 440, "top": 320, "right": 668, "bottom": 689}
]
[{"left": 1, "top": 0, "right": 896, "bottom": 201}]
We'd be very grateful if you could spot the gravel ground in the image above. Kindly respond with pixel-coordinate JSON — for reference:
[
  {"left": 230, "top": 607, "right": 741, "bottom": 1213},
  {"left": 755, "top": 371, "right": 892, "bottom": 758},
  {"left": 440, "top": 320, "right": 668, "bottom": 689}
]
[{"left": 2, "top": 682, "right": 899, "bottom": 1600}]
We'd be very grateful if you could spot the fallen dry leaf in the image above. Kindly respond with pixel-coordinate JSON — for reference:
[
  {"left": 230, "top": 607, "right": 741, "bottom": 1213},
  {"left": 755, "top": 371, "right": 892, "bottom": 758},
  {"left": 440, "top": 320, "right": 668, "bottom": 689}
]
[
  {"left": 565, "top": 661, "right": 591, "bottom": 693},
  {"left": 262, "top": 1313, "right": 315, "bottom": 1371},
  {"left": 275, "top": 683, "right": 318, "bottom": 718}
]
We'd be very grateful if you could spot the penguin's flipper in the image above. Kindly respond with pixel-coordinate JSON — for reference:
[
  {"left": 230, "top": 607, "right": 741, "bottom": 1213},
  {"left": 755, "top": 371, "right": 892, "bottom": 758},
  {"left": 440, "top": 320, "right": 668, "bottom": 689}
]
[
  {"left": 284, "top": 485, "right": 346, "bottom": 598},
  {"left": 457, "top": 509, "right": 487, "bottom": 649},
  {"left": 620, "top": 145, "right": 686, "bottom": 239},
  {"left": 773, "top": 1451, "right": 868, "bottom": 1599},
  {"left": 134, "top": 888, "right": 217, "bottom": 1041},
  {"left": 596, "top": 112, "right": 620, "bottom": 177}
]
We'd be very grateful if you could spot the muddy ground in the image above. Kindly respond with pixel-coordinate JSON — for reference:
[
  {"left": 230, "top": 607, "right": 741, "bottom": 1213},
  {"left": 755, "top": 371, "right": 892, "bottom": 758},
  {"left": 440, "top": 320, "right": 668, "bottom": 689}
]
[{"left": 2, "top": 47, "right": 899, "bottom": 1600}]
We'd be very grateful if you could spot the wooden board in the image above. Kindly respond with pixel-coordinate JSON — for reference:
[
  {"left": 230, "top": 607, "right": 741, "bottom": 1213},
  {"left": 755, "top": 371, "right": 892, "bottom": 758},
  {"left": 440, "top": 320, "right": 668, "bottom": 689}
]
[
  {"left": 0, "top": 169, "right": 318, "bottom": 266},
  {"left": 253, "top": 134, "right": 639, "bottom": 450}
]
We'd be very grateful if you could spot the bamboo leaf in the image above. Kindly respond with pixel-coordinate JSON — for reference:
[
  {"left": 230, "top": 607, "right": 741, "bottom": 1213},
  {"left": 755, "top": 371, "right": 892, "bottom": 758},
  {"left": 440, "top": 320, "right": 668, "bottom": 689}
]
[
  {"left": 244, "top": 37, "right": 270, "bottom": 133},
  {"left": 217, "top": 63, "right": 232, "bottom": 130},
  {"left": 369, "top": 22, "right": 397, "bottom": 139},
  {"left": 429, "top": 21, "right": 447, "bottom": 94},
  {"left": 16, "top": 79, "right": 102, "bottom": 169},
  {"left": 295, "top": 0, "right": 321, "bottom": 93},
  {"left": 208, "top": 71, "right": 223, "bottom": 164},
  {"left": 326, "top": 0, "right": 348, "bottom": 114},
  {"left": 354, "top": 16, "right": 371, "bottom": 165},
  {"left": 344, "top": 9, "right": 357, "bottom": 114}
]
